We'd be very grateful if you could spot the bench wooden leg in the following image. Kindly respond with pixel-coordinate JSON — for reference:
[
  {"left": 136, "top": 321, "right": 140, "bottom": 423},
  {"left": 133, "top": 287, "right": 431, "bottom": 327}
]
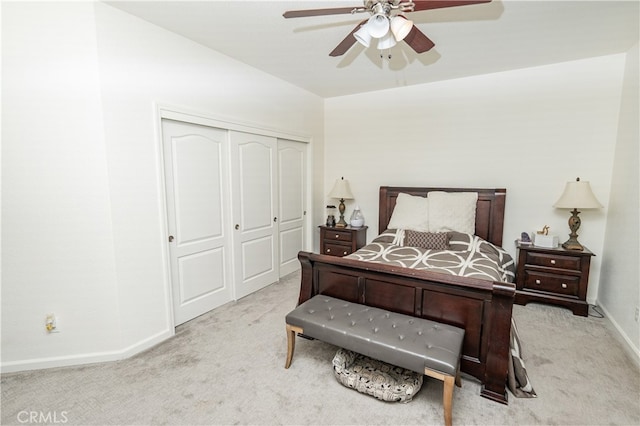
[
  {"left": 443, "top": 375, "right": 455, "bottom": 426},
  {"left": 425, "top": 367, "right": 459, "bottom": 426},
  {"left": 285, "top": 324, "right": 303, "bottom": 369}
]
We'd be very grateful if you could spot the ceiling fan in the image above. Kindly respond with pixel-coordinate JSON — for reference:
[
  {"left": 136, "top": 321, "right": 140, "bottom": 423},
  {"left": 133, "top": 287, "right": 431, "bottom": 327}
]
[{"left": 283, "top": 0, "right": 491, "bottom": 57}]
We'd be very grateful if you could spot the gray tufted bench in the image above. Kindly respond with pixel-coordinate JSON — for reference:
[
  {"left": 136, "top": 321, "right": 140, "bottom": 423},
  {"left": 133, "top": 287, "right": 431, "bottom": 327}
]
[{"left": 285, "top": 295, "right": 465, "bottom": 426}]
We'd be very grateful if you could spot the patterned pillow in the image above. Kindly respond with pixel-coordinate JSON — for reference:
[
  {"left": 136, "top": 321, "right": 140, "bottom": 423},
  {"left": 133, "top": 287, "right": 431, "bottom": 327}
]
[{"left": 404, "top": 230, "right": 450, "bottom": 250}]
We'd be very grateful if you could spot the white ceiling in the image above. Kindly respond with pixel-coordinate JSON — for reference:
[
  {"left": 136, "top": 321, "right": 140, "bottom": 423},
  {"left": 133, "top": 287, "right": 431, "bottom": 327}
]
[{"left": 105, "top": 0, "right": 639, "bottom": 98}]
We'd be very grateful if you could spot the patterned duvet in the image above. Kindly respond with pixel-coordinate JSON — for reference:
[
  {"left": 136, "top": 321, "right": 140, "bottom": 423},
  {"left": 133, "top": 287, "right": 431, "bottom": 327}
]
[{"left": 345, "top": 229, "right": 516, "bottom": 283}]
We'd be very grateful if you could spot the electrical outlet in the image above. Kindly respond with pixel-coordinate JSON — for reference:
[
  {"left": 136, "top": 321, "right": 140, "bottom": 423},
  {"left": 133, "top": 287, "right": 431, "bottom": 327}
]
[{"left": 45, "top": 314, "right": 58, "bottom": 333}]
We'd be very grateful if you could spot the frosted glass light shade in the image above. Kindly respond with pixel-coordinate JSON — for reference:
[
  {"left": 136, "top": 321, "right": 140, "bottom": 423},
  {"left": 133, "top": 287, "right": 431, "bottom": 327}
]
[
  {"left": 553, "top": 178, "right": 603, "bottom": 209},
  {"left": 390, "top": 15, "right": 413, "bottom": 41},
  {"left": 377, "top": 31, "right": 397, "bottom": 49},
  {"left": 354, "top": 25, "right": 372, "bottom": 47},
  {"left": 367, "top": 14, "right": 389, "bottom": 38}
]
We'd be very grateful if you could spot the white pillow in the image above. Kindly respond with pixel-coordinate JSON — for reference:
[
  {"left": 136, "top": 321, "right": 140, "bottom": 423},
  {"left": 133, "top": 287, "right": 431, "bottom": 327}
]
[
  {"left": 387, "top": 193, "right": 429, "bottom": 232},
  {"left": 428, "top": 191, "right": 478, "bottom": 234}
]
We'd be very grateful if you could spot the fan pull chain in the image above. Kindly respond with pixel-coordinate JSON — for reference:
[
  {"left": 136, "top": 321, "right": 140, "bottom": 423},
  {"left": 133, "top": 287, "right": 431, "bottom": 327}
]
[{"left": 379, "top": 49, "right": 392, "bottom": 60}]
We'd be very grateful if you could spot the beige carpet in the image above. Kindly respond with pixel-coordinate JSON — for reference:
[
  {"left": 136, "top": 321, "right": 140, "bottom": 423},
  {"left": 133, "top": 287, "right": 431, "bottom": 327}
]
[{"left": 2, "top": 271, "right": 639, "bottom": 425}]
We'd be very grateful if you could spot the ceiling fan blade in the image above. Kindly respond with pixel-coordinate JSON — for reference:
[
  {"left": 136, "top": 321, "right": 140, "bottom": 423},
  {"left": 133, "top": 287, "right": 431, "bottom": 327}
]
[
  {"left": 283, "top": 7, "right": 361, "bottom": 19},
  {"left": 329, "top": 20, "right": 367, "bottom": 57},
  {"left": 411, "top": 0, "right": 492, "bottom": 12},
  {"left": 403, "top": 26, "right": 435, "bottom": 53}
]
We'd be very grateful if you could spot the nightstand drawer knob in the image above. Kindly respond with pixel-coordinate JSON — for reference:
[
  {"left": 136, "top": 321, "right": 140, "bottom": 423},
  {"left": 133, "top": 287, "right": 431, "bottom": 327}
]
[
  {"left": 535, "top": 279, "right": 541, "bottom": 285},
  {"left": 326, "top": 248, "right": 331, "bottom": 253},
  {"left": 343, "top": 251, "right": 347, "bottom": 255},
  {"left": 550, "top": 259, "right": 556, "bottom": 265},
  {"left": 561, "top": 283, "right": 567, "bottom": 289},
  {"left": 335, "top": 234, "right": 340, "bottom": 239}
]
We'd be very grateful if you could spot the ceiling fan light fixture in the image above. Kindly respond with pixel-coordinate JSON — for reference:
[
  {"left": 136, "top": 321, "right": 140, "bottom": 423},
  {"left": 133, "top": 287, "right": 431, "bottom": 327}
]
[
  {"left": 377, "top": 31, "right": 397, "bottom": 50},
  {"left": 366, "top": 13, "right": 390, "bottom": 38},
  {"left": 390, "top": 15, "right": 413, "bottom": 41},
  {"left": 354, "top": 25, "right": 372, "bottom": 47}
]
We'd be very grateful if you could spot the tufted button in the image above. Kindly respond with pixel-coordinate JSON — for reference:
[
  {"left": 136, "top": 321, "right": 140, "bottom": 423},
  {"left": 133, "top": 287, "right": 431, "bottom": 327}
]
[
  {"left": 308, "top": 309, "right": 315, "bottom": 314},
  {"left": 427, "top": 344, "right": 433, "bottom": 349},
  {"left": 329, "top": 315, "right": 334, "bottom": 320},
  {"left": 432, "top": 324, "right": 440, "bottom": 330},
  {"left": 368, "top": 317, "right": 374, "bottom": 322},
  {"left": 350, "top": 321, "right": 356, "bottom": 326},
  {"left": 417, "top": 330, "right": 423, "bottom": 335},
  {"left": 373, "top": 327, "right": 379, "bottom": 333},
  {"left": 399, "top": 335, "right": 405, "bottom": 340},
  {"left": 392, "top": 323, "right": 397, "bottom": 328},
  {"left": 408, "top": 319, "right": 414, "bottom": 324}
]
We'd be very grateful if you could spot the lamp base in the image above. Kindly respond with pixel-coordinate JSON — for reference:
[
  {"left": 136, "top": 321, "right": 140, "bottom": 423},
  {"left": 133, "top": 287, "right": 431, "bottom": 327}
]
[
  {"left": 563, "top": 208, "right": 584, "bottom": 250},
  {"left": 335, "top": 198, "right": 347, "bottom": 228},
  {"left": 562, "top": 237, "right": 584, "bottom": 251}
]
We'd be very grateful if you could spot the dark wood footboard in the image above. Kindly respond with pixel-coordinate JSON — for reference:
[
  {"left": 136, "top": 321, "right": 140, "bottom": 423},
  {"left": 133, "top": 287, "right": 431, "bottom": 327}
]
[{"left": 297, "top": 251, "right": 515, "bottom": 404}]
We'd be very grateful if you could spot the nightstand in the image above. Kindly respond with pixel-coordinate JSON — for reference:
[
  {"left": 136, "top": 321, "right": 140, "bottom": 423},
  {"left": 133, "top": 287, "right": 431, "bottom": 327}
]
[
  {"left": 515, "top": 242, "right": 594, "bottom": 316},
  {"left": 319, "top": 225, "right": 367, "bottom": 257}
]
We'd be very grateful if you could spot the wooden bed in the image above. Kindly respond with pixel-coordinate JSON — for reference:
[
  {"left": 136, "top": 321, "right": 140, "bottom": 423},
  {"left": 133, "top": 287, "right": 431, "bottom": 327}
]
[{"left": 296, "top": 186, "right": 515, "bottom": 404}]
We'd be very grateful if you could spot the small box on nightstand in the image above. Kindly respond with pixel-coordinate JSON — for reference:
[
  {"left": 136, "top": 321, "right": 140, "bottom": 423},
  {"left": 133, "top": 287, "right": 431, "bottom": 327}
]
[{"left": 532, "top": 233, "right": 559, "bottom": 248}]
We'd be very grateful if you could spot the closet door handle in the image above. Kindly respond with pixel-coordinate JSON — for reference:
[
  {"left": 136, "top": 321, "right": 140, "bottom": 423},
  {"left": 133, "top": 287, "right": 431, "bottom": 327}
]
[
  {"left": 235, "top": 224, "right": 240, "bottom": 230},
  {"left": 168, "top": 235, "right": 174, "bottom": 242},
  {"left": 273, "top": 217, "right": 278, "bottom": 222}
]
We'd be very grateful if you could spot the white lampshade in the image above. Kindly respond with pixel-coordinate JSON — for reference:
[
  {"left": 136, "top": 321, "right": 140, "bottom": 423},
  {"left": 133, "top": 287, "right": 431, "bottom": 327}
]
[
  {"left": 366, "top": 14, "right": 390, "bottom": 38},
  {"left": 390, "top": 15, "right": 413, "bottom": 41},
  {"left": 377, "top": 31, "right": 397, "bottom": 50},
  {"left": 354, "top": 25, "right": 372, "bottom": 47},
  {"left": 553, "top": 178, "right": 603, "bottom": 209},
  {"left": 328, "top": 177, "right": 354, "bottom": 200}
]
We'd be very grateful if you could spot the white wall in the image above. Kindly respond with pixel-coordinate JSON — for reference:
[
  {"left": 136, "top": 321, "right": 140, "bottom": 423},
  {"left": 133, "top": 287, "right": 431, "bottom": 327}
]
[
  {"left": 325, "top": 54, "right": 627, "bottom": 306},
  {"left": 1, "top": 2, "right": 324, "bottom": 372},
  {"left": 93, "top": 3, "right": 324, "bottom": 351},
  {"left": 2, "top": 1, "right": 121, "bottom": 369},
  {"left": 599, "top": 42, "right": 640, "bottom": 360}
]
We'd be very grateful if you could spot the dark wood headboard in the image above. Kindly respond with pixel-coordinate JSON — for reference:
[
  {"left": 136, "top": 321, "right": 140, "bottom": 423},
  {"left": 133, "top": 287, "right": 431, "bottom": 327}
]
[{"left": 378, "top": 186, "right": 507, "bottom": 247}]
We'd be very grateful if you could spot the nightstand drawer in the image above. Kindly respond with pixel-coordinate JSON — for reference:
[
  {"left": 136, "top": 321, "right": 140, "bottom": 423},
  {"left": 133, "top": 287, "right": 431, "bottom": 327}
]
[
  {"left": 523, "top": 271, "right": 580, "bottom": 297},
  {"left": 525, "top": 251, "right": 581, "bottom": 271},
  {"left": 324, "top": 229, "right": 354, "bottom": 243},
  {"left": 323, "top": 242, "right": 352, "bottom": 257}
]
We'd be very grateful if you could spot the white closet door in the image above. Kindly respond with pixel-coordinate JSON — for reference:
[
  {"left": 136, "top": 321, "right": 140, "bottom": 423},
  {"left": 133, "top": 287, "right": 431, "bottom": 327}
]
[
  {"left": 278, "top": 139, "right": 307, "bottom": 277},
  {"left": 230, "top": 131, "right": 279, "bottom": 299},
  {"left": 162, "top": 119, "right": 232, "bottom": 326}
]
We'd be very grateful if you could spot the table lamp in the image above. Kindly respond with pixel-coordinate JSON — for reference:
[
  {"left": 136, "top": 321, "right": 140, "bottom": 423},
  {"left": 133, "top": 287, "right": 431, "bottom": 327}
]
[
  {"left": 553, "top": 177, "right": 603, "bottom": 251},
  {"left": 328, "top": 177, "right": 354, "bottom": 228}
]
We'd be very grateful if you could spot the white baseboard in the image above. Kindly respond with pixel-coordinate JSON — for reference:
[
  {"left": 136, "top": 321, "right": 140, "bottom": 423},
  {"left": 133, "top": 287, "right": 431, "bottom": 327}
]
[
  {"left": 0, "top": 328, "right": 173, "bottom": 374},
  {"left": 598, "top": 303, "right": 640, "bottom": 369}
]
